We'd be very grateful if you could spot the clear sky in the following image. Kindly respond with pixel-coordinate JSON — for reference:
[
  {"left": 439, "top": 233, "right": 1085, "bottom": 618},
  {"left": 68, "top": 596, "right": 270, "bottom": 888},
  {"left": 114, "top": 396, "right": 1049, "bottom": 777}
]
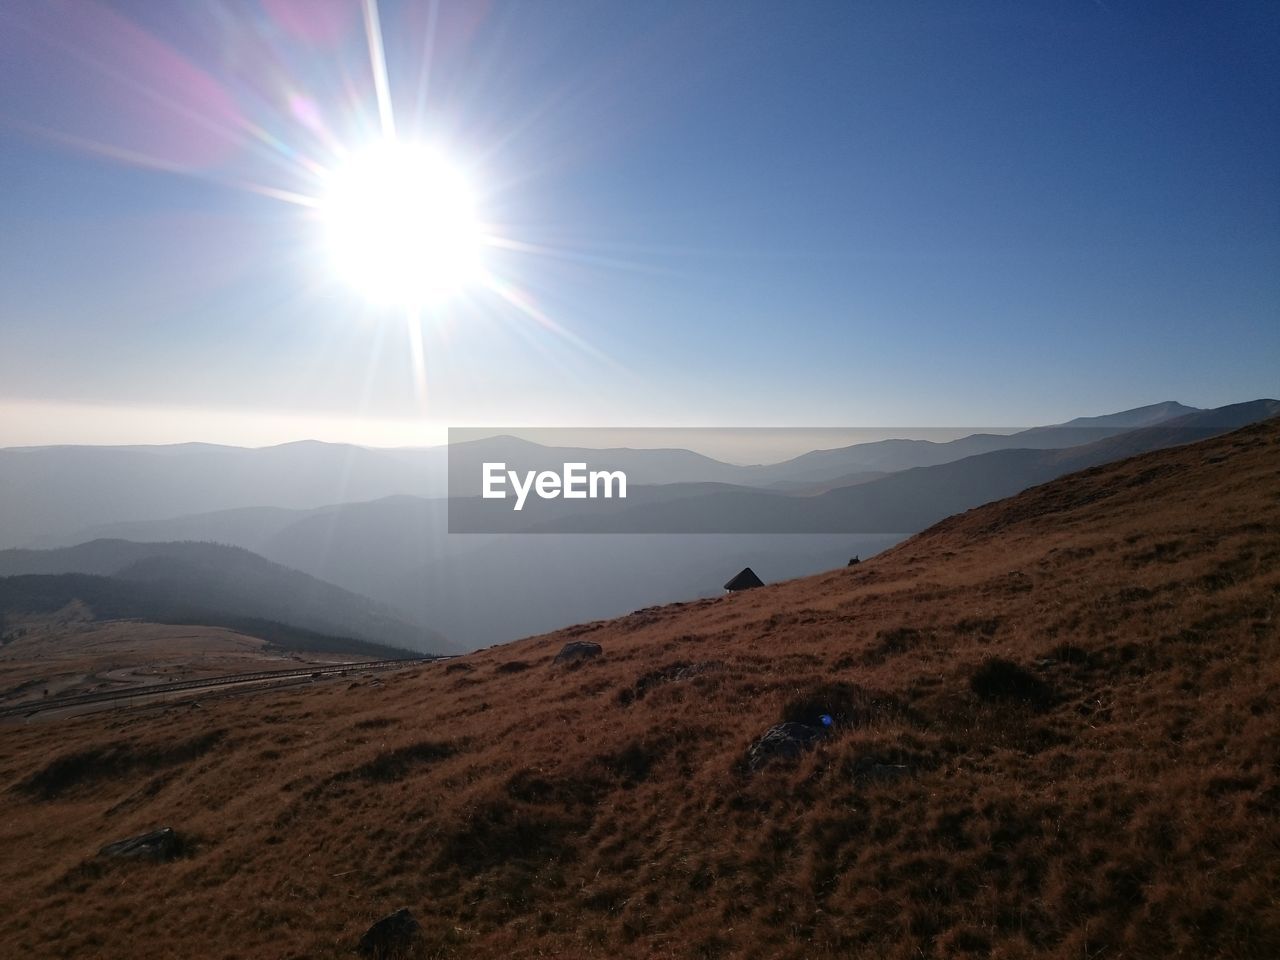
[{"left": 1, "top": 0, "right": 1277, "bottom": 446}]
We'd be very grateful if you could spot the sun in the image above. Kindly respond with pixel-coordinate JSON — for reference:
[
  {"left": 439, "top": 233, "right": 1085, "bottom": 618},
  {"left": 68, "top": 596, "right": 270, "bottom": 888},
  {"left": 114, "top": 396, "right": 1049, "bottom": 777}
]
[{"left": 319, "top": 140, "right": 484, "bottom": 307}]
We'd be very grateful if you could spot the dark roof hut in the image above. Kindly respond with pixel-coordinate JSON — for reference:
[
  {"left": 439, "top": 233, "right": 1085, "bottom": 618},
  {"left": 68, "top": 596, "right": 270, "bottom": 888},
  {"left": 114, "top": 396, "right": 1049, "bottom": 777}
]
[{"left": 724, "top": 567, "right": 764, "bottom": 592}]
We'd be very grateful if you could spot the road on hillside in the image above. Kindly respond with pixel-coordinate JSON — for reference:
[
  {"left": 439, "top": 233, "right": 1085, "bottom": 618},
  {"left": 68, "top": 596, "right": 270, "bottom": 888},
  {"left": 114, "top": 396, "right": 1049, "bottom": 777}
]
[{"left": 0, "top": 657, "right": 445, "bottom": 722}]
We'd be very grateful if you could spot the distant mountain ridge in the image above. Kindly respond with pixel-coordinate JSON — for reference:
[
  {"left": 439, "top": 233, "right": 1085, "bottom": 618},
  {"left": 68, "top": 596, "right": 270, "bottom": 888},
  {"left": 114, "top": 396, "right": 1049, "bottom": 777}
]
[
  {"left": 503, "top": 400, "right": 1277, "bottom": 533},
  {"left": 0, "top": 442, "right": 450, "bottom": 548},
  {"left": 3, "top": 400, "right": 1267, "bottom": 648},
  {"left": 0, "top": 540, "right": 454, "bottom": 655},
  {"left": 445, "top": 403, "right": 1208, "bottom": 493},
  {"left": 746, "top": 401, "right": 1203, "bottom": 482},
  {"left": 1056, "top": 400, "right": 1199, "bottom": 428},
  {"left": 1, "top": 400, "right": 1204, "bottom": 548}
]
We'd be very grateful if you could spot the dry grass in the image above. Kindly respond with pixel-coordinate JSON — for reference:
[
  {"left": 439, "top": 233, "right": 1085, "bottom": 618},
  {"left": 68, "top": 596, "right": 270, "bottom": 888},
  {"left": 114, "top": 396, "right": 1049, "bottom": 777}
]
[{"left": 1, "top": 421, "right": 1278, "bottom": 958}]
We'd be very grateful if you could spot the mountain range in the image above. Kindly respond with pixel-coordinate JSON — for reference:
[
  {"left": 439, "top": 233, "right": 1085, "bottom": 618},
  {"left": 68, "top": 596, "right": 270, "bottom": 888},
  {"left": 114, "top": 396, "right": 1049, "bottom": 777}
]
[
  {"left": 0, "top": 400, "right": 1204, "bottom": 549},
  {"left": 1, "top": 399, "right": 1274, "bottom": 648}
]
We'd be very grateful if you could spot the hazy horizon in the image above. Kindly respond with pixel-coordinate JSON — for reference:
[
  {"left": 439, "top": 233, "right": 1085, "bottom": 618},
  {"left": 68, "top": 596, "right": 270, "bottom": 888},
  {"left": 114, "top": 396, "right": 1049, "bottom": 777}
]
[
  {"left": 0, "top": 399, "right": 1218, "bottom": 463},
  {"left": 0, "top": 395, "right": 1250, "bottom": 453},
  {"left": 0, "top": 403, "right": 1024, "bottom": 462}
]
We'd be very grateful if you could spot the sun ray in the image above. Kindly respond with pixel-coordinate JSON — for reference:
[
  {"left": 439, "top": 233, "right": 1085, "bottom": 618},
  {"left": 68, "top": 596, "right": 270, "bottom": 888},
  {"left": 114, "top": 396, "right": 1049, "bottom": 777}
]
[
  {"left": 407, "top": 309, "right": 431, "bottom": 415},
  {"left": 481, "top": 272, "right": 622, "bottom": 371},
  {"left": 13, "top": 0, "right": 621, "bottom": 380},
  {"left": 483, "top": 235, "right": 681, "bottom": 277},
  {"left": 15, "top": 121, "right": 323, "bottom": 208},
  {"left": 362, "top": 0, "right": 396, "bottom": 139},
  {"left": 413, "top": 0, "right": 442, "bottom": 128}
]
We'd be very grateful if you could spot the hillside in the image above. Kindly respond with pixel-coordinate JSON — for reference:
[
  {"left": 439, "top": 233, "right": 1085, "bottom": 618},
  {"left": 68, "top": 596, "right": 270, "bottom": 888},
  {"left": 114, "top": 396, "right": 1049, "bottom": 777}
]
[
  {"left": 0, "top": 420, "right": 1277, "bottom": 958},
  {"left": 0, "top": 540, "right": 453, "bottom": 655}
]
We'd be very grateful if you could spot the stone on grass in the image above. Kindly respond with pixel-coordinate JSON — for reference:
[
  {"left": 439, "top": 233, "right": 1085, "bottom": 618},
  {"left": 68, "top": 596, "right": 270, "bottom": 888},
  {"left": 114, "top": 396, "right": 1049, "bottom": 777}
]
[
  {"left": 357, "top": 907, "right": 421, "bottom": 959},
  {"left": 746, "top": 721, "right": 827, "bottom": 772},
  {"left": 554, "top": 641, "right": 603, "bottom": 664},
  {"left": 98, "top": 827, "right": 180, "bottom": 861}
]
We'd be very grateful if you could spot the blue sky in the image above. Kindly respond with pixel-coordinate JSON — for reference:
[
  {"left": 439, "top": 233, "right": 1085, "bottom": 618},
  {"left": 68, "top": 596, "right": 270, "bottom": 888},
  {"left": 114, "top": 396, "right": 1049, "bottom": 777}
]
[{"left": 1, "top": 0, "right": 1277, "bottom": 445}]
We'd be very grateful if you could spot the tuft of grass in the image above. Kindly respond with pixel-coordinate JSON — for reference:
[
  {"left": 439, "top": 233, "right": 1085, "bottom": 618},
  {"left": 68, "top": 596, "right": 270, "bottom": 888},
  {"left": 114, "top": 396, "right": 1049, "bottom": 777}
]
[{"left": 494, "top": 660, "right": 532, "bottom": 674}]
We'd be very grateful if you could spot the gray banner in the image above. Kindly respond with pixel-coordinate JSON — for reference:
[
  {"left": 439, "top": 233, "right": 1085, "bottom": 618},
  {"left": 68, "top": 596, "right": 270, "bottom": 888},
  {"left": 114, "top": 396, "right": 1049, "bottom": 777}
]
[{"left": 445, "top": 422, "right": 1202, "bottom": 533}]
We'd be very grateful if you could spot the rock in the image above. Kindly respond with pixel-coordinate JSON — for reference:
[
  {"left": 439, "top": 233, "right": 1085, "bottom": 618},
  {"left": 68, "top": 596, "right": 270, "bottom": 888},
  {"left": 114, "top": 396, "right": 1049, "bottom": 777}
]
[
  {"left": 746, "top": 721, "right": 827, "bottom": 771},
  {"left": 357, "top": 908, "right": 421, "bottom": 959},
  {"left": 554, "top": 640, "right": 602, "bottom": 664},
  {"left": 98, "top": 827, "right": 180, "bottom": 861}
]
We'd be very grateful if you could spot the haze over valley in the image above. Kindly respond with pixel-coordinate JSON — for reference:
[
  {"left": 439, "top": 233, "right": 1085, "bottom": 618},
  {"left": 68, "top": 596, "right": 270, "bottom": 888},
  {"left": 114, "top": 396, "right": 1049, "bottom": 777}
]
[{"left": 5, "top": 400, "right": 1275, "bottom": 649}]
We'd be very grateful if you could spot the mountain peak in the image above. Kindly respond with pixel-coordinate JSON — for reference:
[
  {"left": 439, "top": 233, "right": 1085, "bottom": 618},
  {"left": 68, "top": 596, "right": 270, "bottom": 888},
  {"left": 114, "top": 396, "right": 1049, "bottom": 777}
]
[{"left": 1056, "top": 400, "right": 1200, "bottom": 430}]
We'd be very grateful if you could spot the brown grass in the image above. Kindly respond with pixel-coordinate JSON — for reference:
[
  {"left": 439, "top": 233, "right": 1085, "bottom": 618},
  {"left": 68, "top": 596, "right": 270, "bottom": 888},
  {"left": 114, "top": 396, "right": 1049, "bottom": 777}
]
[{"left": 1, "top": 420, "right": 1278, "bottom": 958}]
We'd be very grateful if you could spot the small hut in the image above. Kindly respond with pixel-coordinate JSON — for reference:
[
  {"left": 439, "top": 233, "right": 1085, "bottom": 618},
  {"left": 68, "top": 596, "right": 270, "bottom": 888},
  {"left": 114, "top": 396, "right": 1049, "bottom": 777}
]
[{"left": 724, "top": 567, "right": 764, "bottom": 592}]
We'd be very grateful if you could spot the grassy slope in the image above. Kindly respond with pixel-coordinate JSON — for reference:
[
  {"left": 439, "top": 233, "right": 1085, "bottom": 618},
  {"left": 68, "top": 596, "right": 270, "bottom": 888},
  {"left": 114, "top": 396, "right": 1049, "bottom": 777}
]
[{"left": 0, "top": 420, "right": 1277, "bottom": 959}]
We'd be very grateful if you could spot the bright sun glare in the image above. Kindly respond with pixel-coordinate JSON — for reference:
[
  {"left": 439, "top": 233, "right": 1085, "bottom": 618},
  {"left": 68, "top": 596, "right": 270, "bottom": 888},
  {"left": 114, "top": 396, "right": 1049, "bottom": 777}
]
[{"left": 320, "top": 141, "right": 484, "bottom": 307}]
